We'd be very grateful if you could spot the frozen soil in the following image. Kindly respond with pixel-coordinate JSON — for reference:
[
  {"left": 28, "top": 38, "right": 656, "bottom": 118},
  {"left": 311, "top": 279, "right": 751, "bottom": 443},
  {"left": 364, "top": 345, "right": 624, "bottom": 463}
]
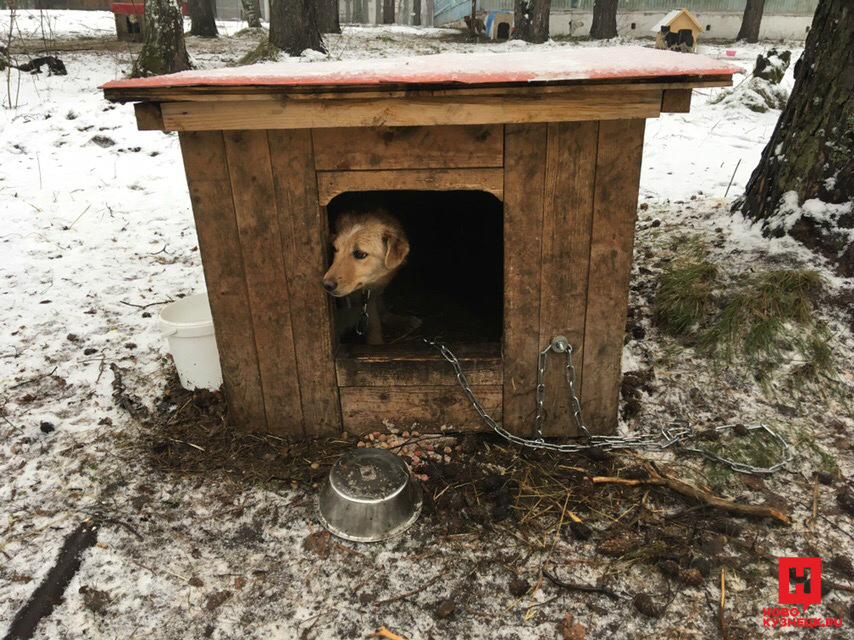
[{"left": 1, "top": 11, "right": 853, "bottom": 640}]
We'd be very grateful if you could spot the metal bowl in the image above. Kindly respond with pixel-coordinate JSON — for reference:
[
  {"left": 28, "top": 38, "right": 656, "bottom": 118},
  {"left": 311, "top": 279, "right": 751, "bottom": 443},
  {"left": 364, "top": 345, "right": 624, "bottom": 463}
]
[{"left": 317, "top": 448, "right": 422, "bottom": 542}]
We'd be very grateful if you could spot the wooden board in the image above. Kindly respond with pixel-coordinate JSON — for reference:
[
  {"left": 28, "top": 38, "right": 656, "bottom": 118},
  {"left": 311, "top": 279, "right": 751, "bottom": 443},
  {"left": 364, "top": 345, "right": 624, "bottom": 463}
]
[
  {"left": 268, "top": 129, "right": 342, "bottom": 436},
  {"left": 115, "top": 79, "right": 731, "bottom": 106},
  {"left": 312, "top": 125, "right": 503, "bottom": 171},
  {"left": 134, "top": 102, "right": 164, "bottom": 130},
  {"left": 539, "top": 121, "right": 599, "bottom": 437},
  {"left": 502, "top": 123, "right": 547, "bottom": 436},
  {"left": 178, "top": 131, "right": 266, "bottom": 431},
  {"left": 581, "top": 119, "right": 646, "bottom": 434},
  {"left": 661, "top": 88, "right": 692, "bottom": 113},
  {"left": 223, "top": 130, "right": 304, "bottom": 436},
  {"left": 336, "top": 343, "right": 502, "bottom": 387},
  {"left": 316, "top": 168, "right": 504, "bottom": 205},
  {"left": 339, "top": 386, "right": 502, "bottom": 434},
  {"left": 158, "top": 91, "right": 662, "bottom": 132}
]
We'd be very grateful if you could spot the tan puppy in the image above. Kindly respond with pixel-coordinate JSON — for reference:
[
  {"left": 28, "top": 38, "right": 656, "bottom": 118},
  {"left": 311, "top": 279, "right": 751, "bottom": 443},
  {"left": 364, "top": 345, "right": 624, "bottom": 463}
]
[{"left": 323, "top": 210, "right": 410, "bottom": 345}]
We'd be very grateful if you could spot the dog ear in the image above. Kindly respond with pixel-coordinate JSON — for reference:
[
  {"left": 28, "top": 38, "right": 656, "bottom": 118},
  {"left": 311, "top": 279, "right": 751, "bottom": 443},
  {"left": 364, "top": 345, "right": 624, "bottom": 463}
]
[{"left": 383, "top": 230, "right": 409, "bottom": 270}]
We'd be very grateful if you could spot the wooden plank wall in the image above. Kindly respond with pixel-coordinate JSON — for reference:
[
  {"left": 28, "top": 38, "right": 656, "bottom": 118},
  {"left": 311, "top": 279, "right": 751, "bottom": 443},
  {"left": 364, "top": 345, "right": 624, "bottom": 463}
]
[
  {"left": 580, "top": 119, "right": 646, "bottom": 434},
  {"left": 503, "top": 119, "right": 643, "bottom": 437},
  {"left": 179, "top": 129, "right": 342, "bottom": 437}
]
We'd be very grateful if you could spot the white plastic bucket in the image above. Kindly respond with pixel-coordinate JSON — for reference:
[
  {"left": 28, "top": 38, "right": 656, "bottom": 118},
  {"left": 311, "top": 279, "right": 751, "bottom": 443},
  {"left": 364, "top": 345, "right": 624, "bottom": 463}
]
[{"left": 159, "top": 293, "right": 223, "bottom": 390}]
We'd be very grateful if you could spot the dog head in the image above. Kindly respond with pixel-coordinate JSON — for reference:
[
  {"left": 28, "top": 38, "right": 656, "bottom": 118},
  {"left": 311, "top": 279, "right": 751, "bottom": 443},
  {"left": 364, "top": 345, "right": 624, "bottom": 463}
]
[{"left": 322, "top": 211, "right": 409, "bottom": 297}]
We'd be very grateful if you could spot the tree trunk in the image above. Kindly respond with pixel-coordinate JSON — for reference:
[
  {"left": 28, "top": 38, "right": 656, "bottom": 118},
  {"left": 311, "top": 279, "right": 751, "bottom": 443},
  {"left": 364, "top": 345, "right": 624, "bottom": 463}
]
[
  {"left": 132, "top": 0, "right": 191, "bottom": 77},
  {"left": 316, "top": 0, "right": 341, "bottom": 33},
  {"left": 361, "top": 0, "right": 369, "bottom": 23},
  {"left": 513, "top": 0, "right": 550, "bottom": 43},
  {"left": 589, "top": 0, "right": 617, "bottom": 39},
  {"left": 241, "top": 0, "right": 262, "bottom": 27},
  {"left": 736, "top": 0, "right": 853, "bottom": 276},
  {"left": 270, "top": 0, "right": 326, "bottom": 56},
  {"left": 376, "top": 0, "right": 382, "bottom": 23},
  {"left": 383, "top": 0, "right": 394, "bottom": 24},
  {"left": 413, "top": 0, "right": 421, "bottom": 25},
  {"left": 189, "top": 0, "right": 218, "bottom": 37},
  {"left": 737, "top": 0, "right": 765, "bottom": 43},
  {"left": 426, "top": 0, "right": 433, "bottom": 26}
]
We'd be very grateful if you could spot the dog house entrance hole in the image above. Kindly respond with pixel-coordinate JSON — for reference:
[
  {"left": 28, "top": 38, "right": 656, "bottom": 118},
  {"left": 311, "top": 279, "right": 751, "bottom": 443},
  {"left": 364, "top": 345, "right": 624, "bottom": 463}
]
[{"left": 326, "top": 191, "right": 503, "bottom": 349}]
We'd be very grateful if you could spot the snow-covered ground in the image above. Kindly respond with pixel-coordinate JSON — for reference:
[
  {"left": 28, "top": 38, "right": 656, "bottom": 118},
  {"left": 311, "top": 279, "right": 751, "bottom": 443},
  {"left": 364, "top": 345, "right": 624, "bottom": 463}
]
[{"left": 1, "top": 10, "right": 852, "bottom": 640}]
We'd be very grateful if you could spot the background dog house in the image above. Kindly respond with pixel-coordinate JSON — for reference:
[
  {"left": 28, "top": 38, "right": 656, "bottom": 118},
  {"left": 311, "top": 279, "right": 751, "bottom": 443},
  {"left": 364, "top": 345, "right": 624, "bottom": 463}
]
[{"left": 102, "top": 48, "right": 736, "bottom": 439}]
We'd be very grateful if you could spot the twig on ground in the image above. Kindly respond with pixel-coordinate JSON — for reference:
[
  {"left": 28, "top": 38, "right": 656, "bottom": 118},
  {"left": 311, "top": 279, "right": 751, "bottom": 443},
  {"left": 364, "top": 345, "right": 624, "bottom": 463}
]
[
  {"left": 807, "top": 473, "right": 819, "bottom": 531},
  {"left": 719, "top": 568, "right": 727, "bottom": 639},
  {"left": 119, "top": 299, "right": 172, "bottom": 310},
  {"left": 365, "top": 626, "right": 406, "bottom": 640},
  {"left": 542, "top": 568, "right": 621, "bottom": 600},
  {"left": 9, "top": 366, "right": 57, "bottom": 389},
  {"left": 372, "top": 565, "right": 447, "bottom": 606},
  {"left": 592, "top": 467, "right": 791, "bottom": 525}
]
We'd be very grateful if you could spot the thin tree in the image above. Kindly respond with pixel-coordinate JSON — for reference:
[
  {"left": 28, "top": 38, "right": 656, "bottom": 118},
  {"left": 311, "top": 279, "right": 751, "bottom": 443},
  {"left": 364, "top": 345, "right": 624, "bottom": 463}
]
[
  {"left": 590, "top": 0, "right": 617, "bottom": 40},
  {"left": 189, "top": 0, "right": 218, "bottom": 37},
  {"left": 413, "top": 0, "right": 421, "bottom": 26},
  {"left": 241, "top": 0, "right": 262, "bottom": 28},
  {"left": 132, "top": 0, "right": 191, "bottom": 77},
  {"left": 736, "top": 0, "right": 853, "bottom": 276},
  {"left": 316, "top": 0, "right": 341, "bottom": 33},
  {"left": 513, "top": 0, "right": 550, "bottom": 43},
  {"left": 425, "top": 0, "right": 433, "bottom": 26},
  {"left": 383, "top": 0, "right": 395, "bottom": 24},
  {"left": 737, "top": 0, "right": 766, "bottom": 43},
  {"left": 269, "top": 0, "right": 325, "bottom": 56}
]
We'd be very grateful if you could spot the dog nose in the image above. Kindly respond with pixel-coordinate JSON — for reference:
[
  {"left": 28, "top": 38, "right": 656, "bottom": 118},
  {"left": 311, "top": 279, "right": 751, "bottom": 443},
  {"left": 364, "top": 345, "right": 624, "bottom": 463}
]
[{"left": 322, "top": 279, "right": 337, "bottom": 292}]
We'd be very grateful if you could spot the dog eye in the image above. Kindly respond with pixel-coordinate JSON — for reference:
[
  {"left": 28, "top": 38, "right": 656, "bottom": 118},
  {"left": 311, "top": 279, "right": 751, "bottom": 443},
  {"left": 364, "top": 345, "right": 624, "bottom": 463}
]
[{"left": 353, "top": 250, "right": 368, "bottom": 260}]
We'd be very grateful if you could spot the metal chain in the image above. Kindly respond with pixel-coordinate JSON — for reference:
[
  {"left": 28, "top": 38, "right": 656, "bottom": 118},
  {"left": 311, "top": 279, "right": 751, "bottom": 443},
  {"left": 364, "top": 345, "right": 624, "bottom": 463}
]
[
  {"left": 423, "top": 336, "right": 792, "bottom": 475},
  {"left": 355, "top": 289, "right": 371, "bottom": 336}
]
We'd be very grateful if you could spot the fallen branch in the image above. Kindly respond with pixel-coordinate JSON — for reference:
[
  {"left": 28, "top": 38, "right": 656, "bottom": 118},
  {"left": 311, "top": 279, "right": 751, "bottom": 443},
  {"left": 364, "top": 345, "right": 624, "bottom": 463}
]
[
  {"left": 542, "top": 568, "right": 620, "bottom": 600},
  {"left": 365, "top": 626, "right": 406, "bottom": 640},
  {"left": 592, "top": 470, "right": 790, "bottom": 526},
  {"left": 372, "top": 566, "right": 447, "bottom": 606}
]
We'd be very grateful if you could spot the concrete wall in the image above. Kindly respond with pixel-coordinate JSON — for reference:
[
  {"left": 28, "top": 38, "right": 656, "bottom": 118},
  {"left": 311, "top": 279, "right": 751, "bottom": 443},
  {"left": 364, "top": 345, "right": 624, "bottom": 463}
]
[{"left": 549, "top": 10, "right": 813, "bottom": 40}]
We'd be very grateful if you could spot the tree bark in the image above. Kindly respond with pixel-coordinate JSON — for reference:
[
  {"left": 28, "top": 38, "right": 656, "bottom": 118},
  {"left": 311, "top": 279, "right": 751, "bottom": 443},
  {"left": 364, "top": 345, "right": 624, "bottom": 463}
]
[
  {"left": 426, "top": 0, "right": 433, "bottom": 26},
  {"left": 132, "top": 0, "right": 192, "bottom": 77},
  {"left": 736, "top": 0, "right": 853, "bottom": 276},
  {"left": 413, "top": 0, "right": 421, "bottom": 25},
  {"left": 189, "top": 0, "right": 218, "bottom": 37},
  {"left": 513, "top": 0, "right": 550, "bottom": 43},
  {"left": 589, "top": 0, "right": 617, "bottom": 40},
  {"left": 383, "top": 0, "right": 395, "bottom": 24},
  {"left": 241, "top": 0, "right": 262, "bottom": 27},
  {"left": 270, "top": 0, "right": 326, "bottom": 56},
  {"left": 737, "top": 0, "right": 766, "bottom": 43},
  {"left": 316, "top": 0, "right": 341, "bottom": 33}
]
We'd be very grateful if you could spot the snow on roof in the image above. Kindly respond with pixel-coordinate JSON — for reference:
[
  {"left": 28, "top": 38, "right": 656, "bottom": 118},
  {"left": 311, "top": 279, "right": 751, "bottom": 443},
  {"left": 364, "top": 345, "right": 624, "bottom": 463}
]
[
  {"left": 651, "top": 8, "right": 704, "bottom": 33},
  {"left": 101, "top": 46, "right": 738, "bottom": 94}
]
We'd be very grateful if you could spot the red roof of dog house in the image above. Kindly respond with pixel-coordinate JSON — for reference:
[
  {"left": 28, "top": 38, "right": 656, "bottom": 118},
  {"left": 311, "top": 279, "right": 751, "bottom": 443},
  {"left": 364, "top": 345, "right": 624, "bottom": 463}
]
[{"left": 101, "top": 47, "right": 739, "bottom": 95}]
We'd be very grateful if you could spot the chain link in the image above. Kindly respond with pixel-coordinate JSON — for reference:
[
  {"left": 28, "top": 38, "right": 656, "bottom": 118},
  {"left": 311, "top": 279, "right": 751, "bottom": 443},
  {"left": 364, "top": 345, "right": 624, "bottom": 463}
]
[
  {"left": 423, "top": 336, "right": 792, "bottom": 475},
  {"left": 355, "top": 289, "right": 371, "bottom": 336}
]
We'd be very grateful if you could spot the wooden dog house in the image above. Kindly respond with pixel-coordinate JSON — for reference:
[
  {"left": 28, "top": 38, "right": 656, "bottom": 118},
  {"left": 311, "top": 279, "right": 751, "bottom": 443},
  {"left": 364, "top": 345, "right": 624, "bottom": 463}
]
[{"left": 102, "top": 48, "right": 737, "bottom": 439}]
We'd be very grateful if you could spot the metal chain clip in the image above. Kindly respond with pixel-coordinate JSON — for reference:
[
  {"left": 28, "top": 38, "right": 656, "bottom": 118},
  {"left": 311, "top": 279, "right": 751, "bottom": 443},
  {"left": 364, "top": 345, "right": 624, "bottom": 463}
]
[{"left": 424, "top": 336, "right": 792, "bottom": 475}]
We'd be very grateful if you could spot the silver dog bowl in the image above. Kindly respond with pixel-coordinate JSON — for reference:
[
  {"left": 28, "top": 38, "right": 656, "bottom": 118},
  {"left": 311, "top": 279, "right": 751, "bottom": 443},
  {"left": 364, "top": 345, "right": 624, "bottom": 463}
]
[{"left": 317, "top": 448, "right": 423, "bottom": 542}]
